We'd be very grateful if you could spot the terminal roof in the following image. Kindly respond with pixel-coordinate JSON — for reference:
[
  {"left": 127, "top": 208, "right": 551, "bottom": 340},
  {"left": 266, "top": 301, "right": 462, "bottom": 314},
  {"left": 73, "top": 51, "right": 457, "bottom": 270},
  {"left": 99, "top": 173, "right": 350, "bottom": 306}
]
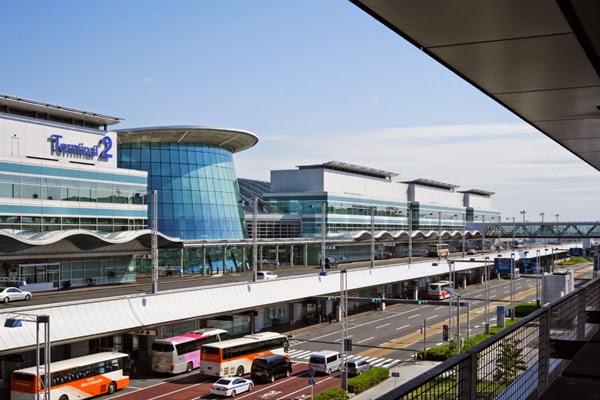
[
  {"left": 0, "top": 93, "right": 122, "bottom": 128},
  {"left": 297, "top": 160, "right": 398, "bottom": 180},
  {"left": 404, "top": 178, "right": 460, "bottom": 190},
  {"left": 459, "top": 189, "right": 495, "bottom": 197},
  {"left": 115, "top": 126, "right": 258, "bottom": 153}
]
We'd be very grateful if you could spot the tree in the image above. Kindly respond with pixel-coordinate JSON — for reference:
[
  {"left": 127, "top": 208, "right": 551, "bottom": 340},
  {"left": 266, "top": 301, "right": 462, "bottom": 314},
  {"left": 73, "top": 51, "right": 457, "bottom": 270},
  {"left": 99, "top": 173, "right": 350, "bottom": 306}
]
[{"left": 493, "top": 338, "right": 527, "bottom": 386}]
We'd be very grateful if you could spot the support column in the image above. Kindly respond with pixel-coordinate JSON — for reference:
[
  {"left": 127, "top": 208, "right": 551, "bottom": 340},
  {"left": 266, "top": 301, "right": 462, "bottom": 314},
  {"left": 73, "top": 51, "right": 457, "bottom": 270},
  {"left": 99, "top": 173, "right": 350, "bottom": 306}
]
[
  {"left": 290, "top": 244, "right": 294, "bottom": 267},
  {"left": 202, "top": 246, "right": 206, "bottom": 275},
  {"left": 222, "top": 245, "right": 227, "bottom": 274},
  {"left": 275, "top": 245, "right": 279, "bottom": 268},
  {"left": 179, "top": 247, "right": 184, "bottom": 277},
  {"left": 242, "top": 248, "right": 247, "bottom": 271},
  {"left": 303, "top": 244, "right": 308, "bottom": 266},
  {"left": 413, "top": 283, "right": 419, "bottom": 300}
]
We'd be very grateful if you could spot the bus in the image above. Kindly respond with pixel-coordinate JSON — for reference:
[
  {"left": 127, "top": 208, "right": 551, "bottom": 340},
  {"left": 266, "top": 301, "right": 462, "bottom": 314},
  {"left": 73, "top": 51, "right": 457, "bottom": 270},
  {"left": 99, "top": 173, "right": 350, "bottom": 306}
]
[
  {"left": 427, "top": 280, "right": 453, "bottom": 300},
  {"left": 151, "top": 328, "right": 229, "bottom": 374},
  {"left": 428, "top": 243, "right": 450, "bottom": 257},
  {"left": 200, "top": 332, "right": 289, "bottom": 377},
  {"left": 11, "top": 352, "right": 130, "bottom": 400}
]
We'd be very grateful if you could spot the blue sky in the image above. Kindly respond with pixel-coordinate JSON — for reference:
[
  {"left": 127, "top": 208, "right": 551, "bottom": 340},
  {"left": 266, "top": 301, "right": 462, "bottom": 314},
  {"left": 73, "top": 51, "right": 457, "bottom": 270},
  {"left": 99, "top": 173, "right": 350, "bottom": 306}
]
[{"left": 3, "top": 1, "right": 600, "bottom": 221}]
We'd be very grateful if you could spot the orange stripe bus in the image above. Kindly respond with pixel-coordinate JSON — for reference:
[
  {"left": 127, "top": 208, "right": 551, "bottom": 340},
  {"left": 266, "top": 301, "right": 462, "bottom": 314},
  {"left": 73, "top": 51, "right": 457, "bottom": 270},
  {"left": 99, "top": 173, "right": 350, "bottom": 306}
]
[
  {"left": 11, "top": 352, "right": 130, "bottom": 400},
  {"left": 200, "top": 332, "right": 288, "bottom": 377}
]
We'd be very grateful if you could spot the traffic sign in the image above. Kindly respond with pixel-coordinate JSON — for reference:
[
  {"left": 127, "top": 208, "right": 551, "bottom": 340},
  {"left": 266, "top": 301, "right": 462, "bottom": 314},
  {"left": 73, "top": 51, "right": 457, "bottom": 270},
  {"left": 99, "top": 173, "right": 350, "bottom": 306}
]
[
  {"left": 308, "top": 368, "right": 315, "bottom": 377},
  {"left": 391, "top": 372, "right": 400, "bottom": 377},
  {"left": 308, "top": 377, "right": 316, "bottom": 386}
]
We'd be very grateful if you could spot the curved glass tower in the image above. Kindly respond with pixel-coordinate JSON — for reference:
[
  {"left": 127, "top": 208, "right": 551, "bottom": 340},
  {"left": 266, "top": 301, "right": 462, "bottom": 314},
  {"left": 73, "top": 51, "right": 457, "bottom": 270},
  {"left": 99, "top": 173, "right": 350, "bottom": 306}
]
[{"left": 116, "top": 126, "right": 258, "bottom": 240}]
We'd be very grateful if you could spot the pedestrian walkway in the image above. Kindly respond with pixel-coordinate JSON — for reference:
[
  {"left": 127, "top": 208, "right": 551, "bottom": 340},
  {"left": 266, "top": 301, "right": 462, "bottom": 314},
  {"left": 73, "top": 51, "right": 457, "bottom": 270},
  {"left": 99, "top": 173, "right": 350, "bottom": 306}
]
[
  {"left": 288, "top": 349, "right": 401, "bottom": 369},
  {"left": 351, "top": 360, "right": 441, "bottom": 400}
]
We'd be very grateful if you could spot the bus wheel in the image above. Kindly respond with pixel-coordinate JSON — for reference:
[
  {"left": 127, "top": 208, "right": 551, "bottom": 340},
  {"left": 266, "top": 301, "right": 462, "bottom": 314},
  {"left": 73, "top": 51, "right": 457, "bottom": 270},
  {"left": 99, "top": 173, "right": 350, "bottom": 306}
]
[
  {"left": 59, "top": 395, "right": 69, "bottom": 400},
  {"left": 186, "top": 362, "right": 193, "bottom": 373},
  {"left": 236, "top": 366, "right": 244, "bottom": 376},
  {"left": 108, "top": 382, "right": 117, "bottom": 394}
]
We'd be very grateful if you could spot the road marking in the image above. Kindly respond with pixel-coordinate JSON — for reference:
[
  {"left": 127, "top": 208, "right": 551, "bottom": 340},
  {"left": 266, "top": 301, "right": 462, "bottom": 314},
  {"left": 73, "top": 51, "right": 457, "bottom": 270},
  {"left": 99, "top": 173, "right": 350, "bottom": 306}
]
[
  {"left": 408, "top": 314, "right": 420, "bottom": 319},
  {"left": 434, "top": 306, "right": 445, "bottom": 310},
  {"left": 357, "top": 337, "right": 374, "bottom": 344},
  {"left": 396, "top": 324, "right": 409, "bottom": 331},
  {"left": 426, "top": 314, "right": 438, "bottom": 320},
  {"left": 376, "top": 323, "right": 390, "bottom": 329},
  {"left": 436, "top": 342, "right": 442, "bottom": 346}
]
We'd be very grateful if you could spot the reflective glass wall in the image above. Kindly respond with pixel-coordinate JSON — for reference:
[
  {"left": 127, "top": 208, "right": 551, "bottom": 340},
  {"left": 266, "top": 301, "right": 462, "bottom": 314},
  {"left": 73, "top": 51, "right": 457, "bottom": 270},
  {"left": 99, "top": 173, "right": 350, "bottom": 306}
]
[{"left": 118, "top": 143, "right": 245, "bottom": 240}]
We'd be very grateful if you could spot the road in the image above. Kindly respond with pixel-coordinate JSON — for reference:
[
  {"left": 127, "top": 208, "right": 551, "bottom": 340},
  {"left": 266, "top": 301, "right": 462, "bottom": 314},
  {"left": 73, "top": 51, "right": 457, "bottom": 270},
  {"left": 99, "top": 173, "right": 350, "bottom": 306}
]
[{"left": 98, "top": 264, "right": 593, "bottom": 400}]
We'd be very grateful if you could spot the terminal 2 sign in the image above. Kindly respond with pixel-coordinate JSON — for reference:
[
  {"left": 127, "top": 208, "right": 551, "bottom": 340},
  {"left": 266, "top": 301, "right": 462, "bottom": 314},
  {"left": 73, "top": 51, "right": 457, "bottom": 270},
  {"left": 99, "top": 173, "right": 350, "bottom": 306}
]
[{"left": 50, "top": 134, "right": 113, "bottom": 159}]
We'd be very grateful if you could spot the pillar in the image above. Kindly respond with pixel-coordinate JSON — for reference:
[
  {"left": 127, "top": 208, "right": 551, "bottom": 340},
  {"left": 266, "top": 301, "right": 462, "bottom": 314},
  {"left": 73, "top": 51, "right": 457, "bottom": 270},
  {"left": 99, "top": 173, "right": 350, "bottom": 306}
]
[{"left": 290, "top": 244, "right": 294, "bottom": 267}]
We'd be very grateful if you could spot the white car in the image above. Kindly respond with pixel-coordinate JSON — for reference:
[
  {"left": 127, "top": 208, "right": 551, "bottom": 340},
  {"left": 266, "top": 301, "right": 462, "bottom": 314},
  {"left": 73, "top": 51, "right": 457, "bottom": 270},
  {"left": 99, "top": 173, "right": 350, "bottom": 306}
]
[
  {"left": 210, "top": 377, "right": 253, "bottom": 397},
  {"left": 0, "top": 287, "right": 32, "bottom": 303},
  {"left": 256, "top": 271, "right": 277, "bottom": 280},
  {"left": 467, "top": 248, "right": 476, "bottom": 255}
]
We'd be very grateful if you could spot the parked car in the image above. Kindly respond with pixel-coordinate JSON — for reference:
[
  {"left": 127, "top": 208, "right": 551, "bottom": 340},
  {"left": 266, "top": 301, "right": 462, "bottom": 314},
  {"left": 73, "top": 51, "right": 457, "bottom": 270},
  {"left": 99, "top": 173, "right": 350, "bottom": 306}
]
[
  {"left": 346, "top": 359, "right": 372, "bottom": 376},
  {"left": 0, "top": 287, "right": 32, "bottom": 303},
  {"left": 210, "top": 377, "right": 253, "bottom": 397},
  {"left": 467, "top": 248, "right": 476, "bottom": 255},
  {"left": 256, "top": 271, "right": 278, "bottom": 280}
]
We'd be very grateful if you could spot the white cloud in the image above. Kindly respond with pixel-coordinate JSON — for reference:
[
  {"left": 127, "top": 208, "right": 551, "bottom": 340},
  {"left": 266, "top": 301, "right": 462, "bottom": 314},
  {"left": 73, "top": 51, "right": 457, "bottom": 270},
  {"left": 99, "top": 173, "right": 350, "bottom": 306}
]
[
  {"left": 369, "top": 96, "right": 380, "bottom": 104},
  {"left": 140, "top": 77, "right": 157, "bottom": 84}
]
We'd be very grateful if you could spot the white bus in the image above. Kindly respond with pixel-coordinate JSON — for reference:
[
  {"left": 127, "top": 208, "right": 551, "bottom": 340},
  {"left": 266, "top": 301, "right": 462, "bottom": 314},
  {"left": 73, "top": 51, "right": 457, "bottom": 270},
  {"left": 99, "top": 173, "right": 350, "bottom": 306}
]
[
  {"left": 151, "top": 328, "right": 229, "bottom": 374},
  {"left": 427, "top": 243, "right": 450, "bottom": 257},
  {"left": 200, "top": 332, "right": 289, "bottom": 377},
  {"left": 11, "top": 352, "right": 130, "bottom": 400},
  {"left": 427, "top": 280, "right": 453, "bottom": 300}
]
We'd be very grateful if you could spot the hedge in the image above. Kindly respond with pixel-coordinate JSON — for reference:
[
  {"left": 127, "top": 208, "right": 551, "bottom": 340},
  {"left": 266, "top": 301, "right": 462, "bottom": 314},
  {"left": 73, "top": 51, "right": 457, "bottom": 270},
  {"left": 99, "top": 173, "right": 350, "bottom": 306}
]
[
  {"left": 347, "top": 367, "right": 389, "bottom": 393},
  {"left": 313, "top": 387, "right": 347, "bottom": 400}
]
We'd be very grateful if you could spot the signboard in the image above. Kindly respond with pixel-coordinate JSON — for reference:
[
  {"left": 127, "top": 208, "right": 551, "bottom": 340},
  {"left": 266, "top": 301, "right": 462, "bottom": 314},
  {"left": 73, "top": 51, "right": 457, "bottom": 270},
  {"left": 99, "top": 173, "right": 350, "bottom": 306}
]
[
  {"left": 442, "top": 325, "right": 449, "bottom": 341},
  {"left": 383, "top": 243, "right": 395, "bottom": 247},
  {"left": 308, "top": 377, "right": 316, "bottom": 386},
  {"left": 391, "top": 372, "right": 400, "bottom": 377},
  {"left": 494, "top": 258, "right": 512, "bottom": 274},
  {"left": 496, "top": 306, "right": 505, "bottom": 328},
  {"left": 308, "top": 368, "right": 315, "bottom": 377},
  {"left": 324, "top": 246, "right": 336, "bottom": 250},
  {"left": 570, "top": 247, "right": 583, "bottom": 257},
  {"left": 594, "top": 254, "right": 600, "bottom": 272}
]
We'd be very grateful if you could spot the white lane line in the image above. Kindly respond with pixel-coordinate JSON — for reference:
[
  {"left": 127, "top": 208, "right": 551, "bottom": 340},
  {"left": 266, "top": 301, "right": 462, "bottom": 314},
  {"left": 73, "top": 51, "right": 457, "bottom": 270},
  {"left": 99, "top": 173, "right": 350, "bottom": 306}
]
[
  {"left": 376, "top": 323, "right": 390, "bottom": 329},
  {"left": 357, "top": 337, "right": 374, "bottom": 344},
  {"left": 408, "top": 314, "right": 421, "bottom": 319},
  {"left": 396, "top": 324, "right": 410, "bottom": 331},
  {"left": 434, "top": 306, "right": 445, "bottom": 310},
  {"left": 426, "top": 314, "right": 439, "bottom": 320}
]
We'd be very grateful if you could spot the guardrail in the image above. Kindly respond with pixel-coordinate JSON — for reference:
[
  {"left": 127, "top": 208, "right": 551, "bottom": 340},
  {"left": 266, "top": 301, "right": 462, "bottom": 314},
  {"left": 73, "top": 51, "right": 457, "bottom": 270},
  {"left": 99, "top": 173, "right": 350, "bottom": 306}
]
[{"left": 376, "top": 276, "right": 600, "bottom": 400}]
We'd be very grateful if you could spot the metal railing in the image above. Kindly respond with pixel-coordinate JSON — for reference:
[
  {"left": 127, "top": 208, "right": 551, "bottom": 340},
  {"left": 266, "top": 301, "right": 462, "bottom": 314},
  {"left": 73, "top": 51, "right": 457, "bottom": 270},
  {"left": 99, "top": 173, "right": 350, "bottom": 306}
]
[{"left": 377, "top": 277, "right": 600, "bottom": 400}]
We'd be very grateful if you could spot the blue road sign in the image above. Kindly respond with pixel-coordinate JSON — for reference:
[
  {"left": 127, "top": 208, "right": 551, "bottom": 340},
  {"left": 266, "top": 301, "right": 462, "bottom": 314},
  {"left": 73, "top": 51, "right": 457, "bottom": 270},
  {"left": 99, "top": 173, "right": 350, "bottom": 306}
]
[
  {"left": 308, "top": 377, "right": 316, "bottom": 386},
  {"left": 392, "top": 372, "right": 400, "bottom": 377},
  {"left": 309, "top": 368, "right": 315, "bottom": 377}
]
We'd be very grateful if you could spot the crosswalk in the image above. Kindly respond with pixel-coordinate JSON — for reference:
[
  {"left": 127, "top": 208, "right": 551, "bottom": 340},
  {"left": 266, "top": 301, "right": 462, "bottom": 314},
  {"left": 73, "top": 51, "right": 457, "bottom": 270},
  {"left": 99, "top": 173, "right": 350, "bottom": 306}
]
[{"left": 287, "top": 349, "right": 401, "bottom": 369}]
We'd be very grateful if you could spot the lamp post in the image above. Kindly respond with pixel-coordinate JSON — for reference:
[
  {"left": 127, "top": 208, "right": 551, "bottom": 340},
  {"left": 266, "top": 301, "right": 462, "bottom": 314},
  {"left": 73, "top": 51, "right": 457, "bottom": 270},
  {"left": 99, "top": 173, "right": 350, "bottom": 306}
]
[
  {"left": 370, "top": 206, "right": 375, "bottom": 268},
  {"left": 520, "top": 210, "right": 527, "bottom": 223},
  {"left": 151, "top": 190, "right": 158, "bottom": 294},
  {"left": 555, "top": 214, "right": 560, "bottom": 246},
  {"left": 536, "top": 249, "right": 541, "bottom": 306},
  {"left": 484, "top": 256, "right": 490, "bottom": 333},
  {"left": 309, "top": 203, "right": 327, "bottom": 276},
  {"left": 240, "top": 198, "right": 259, "bottom": 281},
  {"left": 5, "top": 314, "right": 51, "bottom": 400},
  {"left": 540, "top": 212, "right": 545, "bottom": 223},
  {"left": 408, "top": 206, "right": 413, "bottom": 264},
  {"left": 438, "top": 211, "right": 442, "bottom": 261},
  {"left": 510, "top": 252, "right": 516, "bottom": 320},
  {"left": 448, "top": 261, "right": 455, "bottom": 340}
]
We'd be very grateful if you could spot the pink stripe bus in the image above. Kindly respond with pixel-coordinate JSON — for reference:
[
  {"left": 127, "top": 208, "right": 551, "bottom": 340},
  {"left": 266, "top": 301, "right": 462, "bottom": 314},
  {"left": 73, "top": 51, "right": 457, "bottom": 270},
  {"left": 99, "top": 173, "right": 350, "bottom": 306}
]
[{"left": 151, "top": 328, "right": 229, "bottom": 374}]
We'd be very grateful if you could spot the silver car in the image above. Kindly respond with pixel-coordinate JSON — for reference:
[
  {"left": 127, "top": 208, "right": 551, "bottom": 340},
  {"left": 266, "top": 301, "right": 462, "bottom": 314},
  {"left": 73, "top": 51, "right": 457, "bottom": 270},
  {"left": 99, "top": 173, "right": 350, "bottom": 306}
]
[
  {"left": 346, "top": 359, "right": 371, "bottom": 376},
  {"left": 0, "top": 287, "right": 32, "bottom": 303}
]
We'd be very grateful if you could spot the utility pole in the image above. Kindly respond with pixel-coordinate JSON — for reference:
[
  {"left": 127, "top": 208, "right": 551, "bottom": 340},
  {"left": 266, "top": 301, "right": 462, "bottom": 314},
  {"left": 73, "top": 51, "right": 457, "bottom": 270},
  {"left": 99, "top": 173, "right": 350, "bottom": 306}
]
[
  {"left": 151, "top": 190, "right": 158, "bottom": 294},
  {"left": 340, "top": 270, "right": 349, "bottom": 392}
]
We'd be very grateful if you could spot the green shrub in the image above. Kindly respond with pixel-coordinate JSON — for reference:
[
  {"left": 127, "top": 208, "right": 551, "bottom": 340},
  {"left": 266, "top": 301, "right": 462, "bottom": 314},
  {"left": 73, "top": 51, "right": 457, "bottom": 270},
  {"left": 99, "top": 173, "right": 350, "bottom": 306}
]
[
  {"left": 514, "top": 302, "right": 539, "bottom": 317},
  {"left": 347, "top": 367, "right": 389, "bottom": 393},
  {"left": 313, "top": 387, "right": 347, "bottom": 400}
]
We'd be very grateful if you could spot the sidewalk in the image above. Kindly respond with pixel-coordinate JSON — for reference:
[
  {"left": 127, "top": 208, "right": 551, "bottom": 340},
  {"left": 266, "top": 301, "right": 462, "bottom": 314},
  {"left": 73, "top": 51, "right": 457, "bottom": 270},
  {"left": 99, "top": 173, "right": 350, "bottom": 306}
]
[{"left": 351, "top": 361, "right": 440, "bottom": 400}]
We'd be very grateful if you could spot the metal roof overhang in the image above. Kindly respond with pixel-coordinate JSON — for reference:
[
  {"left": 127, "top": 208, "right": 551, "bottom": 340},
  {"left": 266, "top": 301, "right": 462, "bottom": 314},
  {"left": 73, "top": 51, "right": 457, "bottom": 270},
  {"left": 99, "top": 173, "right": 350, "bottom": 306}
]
[
  {"left": 116, "top": 126, "right": 259, "bottom": 154},
  {"left": 350, "top": 0, "right": 600, "bottom": 170}
]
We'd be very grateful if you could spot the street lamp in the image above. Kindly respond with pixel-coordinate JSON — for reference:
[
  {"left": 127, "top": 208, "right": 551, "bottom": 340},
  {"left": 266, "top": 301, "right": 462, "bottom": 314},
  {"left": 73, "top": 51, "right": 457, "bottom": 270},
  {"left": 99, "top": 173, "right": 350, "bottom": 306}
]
[
  {"left": 240, "top": 198, "right": 259, "bottom": 282},
  {"left": 151, "top": 190, "right": 158, "bottom": 294},
  {"left": 370, "top": 206, "right": 375, "bottom": 268},
  {"left": 407, "top": 206, "right": 413, "bottom": 263},
  {"left": 540, "top": 212, "right": 545, "bottom": 223},
  {"left": 520, "top": 210, "right": 527, "bottom": 223},
  {"left": 555, "top": 214, "right": 561, "bottom": 246},
  {"left": 510, "top": 253, "right": 516, "bottom": 320},
  {"left": 5, "top": 313, "right": 51, "bottom": 400},
  {"left": 309, "top": 203, "right": 327, "bottom": 276},
  {"left": 536, "top": 249, "right": 541, "bottom": 306},
  {"left": 484, "top": 256, "right": 490, "bottom": 333}
]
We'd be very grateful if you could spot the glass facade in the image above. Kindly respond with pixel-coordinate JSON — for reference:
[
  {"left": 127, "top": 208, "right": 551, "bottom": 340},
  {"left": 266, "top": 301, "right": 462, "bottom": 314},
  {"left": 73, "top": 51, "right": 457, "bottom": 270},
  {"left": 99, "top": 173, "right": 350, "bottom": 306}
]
[{"left": 118, "top": 142, "right": 245, "bottom": 240}]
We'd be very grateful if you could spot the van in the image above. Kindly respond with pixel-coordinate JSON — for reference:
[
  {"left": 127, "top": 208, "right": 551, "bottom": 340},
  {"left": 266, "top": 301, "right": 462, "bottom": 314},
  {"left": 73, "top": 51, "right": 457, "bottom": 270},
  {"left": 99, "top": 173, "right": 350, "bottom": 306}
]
[
  {"left": 308, "top": 350, "right": 342, "bottom": 375},
  {"left": 251, "top": 354, "right": 292, "bottom": 382},
  {"left": 427, "top": 280, "right": 453, "bottom": 300}
]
